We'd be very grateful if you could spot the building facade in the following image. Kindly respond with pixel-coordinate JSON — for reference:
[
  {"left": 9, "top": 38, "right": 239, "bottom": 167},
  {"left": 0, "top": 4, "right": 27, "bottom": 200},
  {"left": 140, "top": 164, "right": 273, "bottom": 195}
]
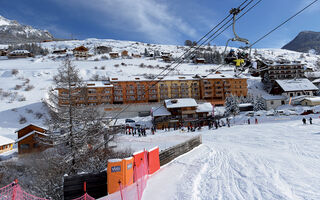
[
  {"left": 261, "top": 62, "right": 305, "bottom": 84},
  {"left": 73, "top": 46, "right": 89, "bottom": 57},
  {"left": 57, "top": 75, "right": 247, "bottom": 106},
  {"left": 15, "top": 124, "right": 49, "bottom": 154},
  {"left": 270, "top": 79, "right": 318, "bottom": 97},
  {"left": 0, "top": 136, "right": 14, "bottom": 154},
  {"left": 200, "top": 74, "right": 247, "bottom": 106}
]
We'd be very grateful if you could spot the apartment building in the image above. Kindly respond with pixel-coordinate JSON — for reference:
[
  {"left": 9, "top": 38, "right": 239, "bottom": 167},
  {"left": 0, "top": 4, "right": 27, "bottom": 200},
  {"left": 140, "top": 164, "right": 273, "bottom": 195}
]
[
  {"left": 200, "top": 74, "right": 248, "bottom": 105},
  {"left": 57, "top": 74, "right": 247, "bottom": 106},
  {"left": 110, "top": 77, "right": 158, "bottom": 104},
  {"left": 57, "top": 82, "right": 113, "bottom": 106},
  {"left": 260, "top": 62, "right": 305, "bottom": 84},
  {"left": 157, "top": 76, "right": 201, "bottom": 101}
]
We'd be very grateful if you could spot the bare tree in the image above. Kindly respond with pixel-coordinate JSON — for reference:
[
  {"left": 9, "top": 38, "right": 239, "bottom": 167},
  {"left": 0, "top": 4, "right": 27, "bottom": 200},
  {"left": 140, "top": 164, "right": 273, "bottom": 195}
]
[{"left": 43, "top": 58, "right": 111, "bottom": 174}]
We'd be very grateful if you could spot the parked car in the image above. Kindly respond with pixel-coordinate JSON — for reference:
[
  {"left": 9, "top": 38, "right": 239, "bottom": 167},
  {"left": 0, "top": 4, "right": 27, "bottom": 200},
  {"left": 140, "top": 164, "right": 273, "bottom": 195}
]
[
  {"left": 301, "top": 110, "right": 314, "bottom": 115},
  {"left": 245, "top": 111, "right": 255, "bottom": 117},
  {"left": 125, "top": 119, "right": 135, "bottom": 123}
]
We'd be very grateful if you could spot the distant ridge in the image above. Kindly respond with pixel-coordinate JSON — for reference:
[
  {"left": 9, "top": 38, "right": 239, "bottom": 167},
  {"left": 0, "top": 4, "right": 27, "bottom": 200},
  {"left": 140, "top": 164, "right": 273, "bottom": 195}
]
[
  {"left": 282, "top": 31, "right": 320, "bottom": 54},
  {"left": 0, "top": 15, "right": 54, "bottom": 44}
]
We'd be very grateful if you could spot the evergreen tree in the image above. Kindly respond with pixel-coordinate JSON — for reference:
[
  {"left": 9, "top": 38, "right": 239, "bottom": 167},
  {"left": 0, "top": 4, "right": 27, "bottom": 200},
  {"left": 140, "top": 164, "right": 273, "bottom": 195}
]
[
  {"left": 144, "top": 48, "right": 149, "bottom": 57},
  {"left": 225, "top": 94, "right": 240, "bottom": 116},
  {"left": 184, "top": 40, "right": 193, "bottom": 46},
  {"left": 253, "top": 96, "right": 266, "bottom": 111}
]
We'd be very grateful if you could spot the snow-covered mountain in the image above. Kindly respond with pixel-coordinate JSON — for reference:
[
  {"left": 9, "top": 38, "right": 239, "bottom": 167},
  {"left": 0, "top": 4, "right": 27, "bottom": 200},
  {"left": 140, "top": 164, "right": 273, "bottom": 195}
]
[
  {"left": 0, "top": 15, "right": 54, "bottom": 44},
  {"left": 282, "top": 31, "right": 320, "bottom": 54}
]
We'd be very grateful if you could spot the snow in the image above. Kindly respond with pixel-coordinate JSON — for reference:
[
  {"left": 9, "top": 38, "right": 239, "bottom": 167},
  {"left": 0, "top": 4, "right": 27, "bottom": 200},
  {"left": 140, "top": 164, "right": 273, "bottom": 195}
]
[
  {"left": 151, "top": 106, "right": 171, "bottom": 117},
  {"left": 304, "top": 96, "right": 320, "bottom": 103},
  {"left": 0, "top": 135, "right": 14, "bottom": 146},
  {"left": 15, "top": 131, "right": 47, "bottom": 143},
  {"left": 276, "top": 79, "right": 318, "bottom": 92},
  {"left": 142, "top": 118, "right": 320, "bottom": 200},
  {"left": 196, "top": 103, "right": 213, "bottom": 113},
  {"left": 165, "top": 98, "right": 197, "bottom": 108},
  {"left": 0, "top": 15, "right": 12, "bottom": 26},
  {"left": 9, "top": 50, "right": 30, "bottom": 54},
  {"left": 108, "top": 159, "right": 122, "bottom": 163},
  {"left": 262, "top": 94, "right": 286, "bottom": 100},
  {"left": 239, "top": 103, "right": 253, "bottom": 107}
]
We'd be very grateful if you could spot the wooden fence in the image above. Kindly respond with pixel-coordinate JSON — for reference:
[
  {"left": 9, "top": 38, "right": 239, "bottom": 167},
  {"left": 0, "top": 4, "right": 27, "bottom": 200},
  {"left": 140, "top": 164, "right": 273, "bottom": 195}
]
[
  {"left": 159, "top": 135, "right": 202, "bottom": 166},
  {"left": 63, "top": 171, "right": 108, "bottom": 200}
]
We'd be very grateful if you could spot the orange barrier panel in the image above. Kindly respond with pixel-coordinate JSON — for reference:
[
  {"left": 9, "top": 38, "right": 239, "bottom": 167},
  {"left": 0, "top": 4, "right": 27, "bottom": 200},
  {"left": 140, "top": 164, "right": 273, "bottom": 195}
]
[
  {"left": 133, "top": 150, "right": 147, "bottom": 181},
  {"left": 123, "top": 157, "right": 134, "bottom": 187},
  {"left": 148, "top": 147, "right": 160, "bottom": 175},
  {"left": 107, "top": 159, "right": 124, "bottom": 194}
]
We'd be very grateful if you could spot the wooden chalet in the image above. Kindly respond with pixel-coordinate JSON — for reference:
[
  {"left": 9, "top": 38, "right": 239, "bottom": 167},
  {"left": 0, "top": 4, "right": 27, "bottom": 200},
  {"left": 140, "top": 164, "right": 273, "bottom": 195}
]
[
  {"left": 109, "top": 52, "right": 119, "bottom": 59},
  {"left": 152, "top": 98, "right": 213, "bottom": 129},
  {"left": 73, "top": 46, "right": 89, "bottom": 57},
  {"left": 0, "top": 136, "right": 14, "bottom": 154},
  {"left": 0, "top": 49, "right": 8, "bottom": 56},
  {"left": 15, "top": 124, "right": 49, "bottom": 154},
  {"left": 7, "top": 50, "right": 33, "bottom": 59},
  {"left": 131, "top": 53, "right": 141, "bottom": 58},
  {"left": 270, "top": 79, "right": 318, "bottom": 98},
  {"left": 195, "top": 58, "right": 205, "bottom": 64},
  {"left": 96, "top": 46, "right": 112, "bottom": 54},
  {"left": 121, "top": 50, "right": 129, "bottom": 57},
  {"left": 53, "top": 49, "right": 67, "bottom": 54}
]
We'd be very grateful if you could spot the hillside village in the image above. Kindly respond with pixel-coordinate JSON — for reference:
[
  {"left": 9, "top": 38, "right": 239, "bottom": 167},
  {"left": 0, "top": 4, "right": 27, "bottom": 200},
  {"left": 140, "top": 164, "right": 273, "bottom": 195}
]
[{"left": 1, "top": 36, "right": 320, "bottom": 198}]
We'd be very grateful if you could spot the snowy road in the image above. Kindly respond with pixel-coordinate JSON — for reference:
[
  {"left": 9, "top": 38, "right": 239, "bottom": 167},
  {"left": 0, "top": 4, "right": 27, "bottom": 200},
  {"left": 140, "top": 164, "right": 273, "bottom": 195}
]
[{"left": 143, "top": 119, "right": 320, "bottom": 200}]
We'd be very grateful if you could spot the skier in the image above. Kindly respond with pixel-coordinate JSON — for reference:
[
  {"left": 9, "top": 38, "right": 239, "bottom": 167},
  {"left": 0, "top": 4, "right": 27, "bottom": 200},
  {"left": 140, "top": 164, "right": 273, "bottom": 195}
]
[
  {"left": 302, "top": 117, "right": 306, "bottom": 125},
  {"left": 247, "top": 118, "right": 250, "bottom": 125},
  {"left": 309, "top": 117, "right": 312, "bottom": 125},
  {"left": 255, "top": 118, "right": 258, "bottom": 124},
  {"left": 227, "top": 119, "right": 230, "bottom": 127}
]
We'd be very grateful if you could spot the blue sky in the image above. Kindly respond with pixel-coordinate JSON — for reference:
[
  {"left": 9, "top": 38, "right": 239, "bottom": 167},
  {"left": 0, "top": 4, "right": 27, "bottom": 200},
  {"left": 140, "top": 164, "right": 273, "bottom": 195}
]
[{"left": 0, "top": 0, "right": 319, "bottom": 48}]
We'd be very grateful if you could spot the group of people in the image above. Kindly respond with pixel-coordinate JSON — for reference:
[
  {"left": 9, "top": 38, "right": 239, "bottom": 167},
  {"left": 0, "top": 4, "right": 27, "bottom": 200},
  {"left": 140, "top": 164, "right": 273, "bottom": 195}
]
[
  {"left": 208, "top": 118, "right": 231, "bottom": 129},
  {"left": 302, "top": 117, "right": 312, "bottom": 125},
  {"left": 125, "top": 126, "right": 147, "bottom": 137},
  {"left": 247, "top": 117, "right": 258, "bottom": 125}
]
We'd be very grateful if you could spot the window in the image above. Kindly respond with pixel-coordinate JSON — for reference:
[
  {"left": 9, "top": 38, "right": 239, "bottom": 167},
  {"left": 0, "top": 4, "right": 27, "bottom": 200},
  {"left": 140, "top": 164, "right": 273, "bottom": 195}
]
[
  {"left": 270, "top": 101, "right": 274, "bottom": 105},
  {"left": 290, "top": 93, "right": 293, "bottom": 97},
  {"left": 20, "top": 144, "right": 30, "bottom": 149},
  {"left": 88, "top": 89, "right": 96, "bottom": 94},
  {"left": 281, "top": 100, "right": 285, "bottom": 105}
]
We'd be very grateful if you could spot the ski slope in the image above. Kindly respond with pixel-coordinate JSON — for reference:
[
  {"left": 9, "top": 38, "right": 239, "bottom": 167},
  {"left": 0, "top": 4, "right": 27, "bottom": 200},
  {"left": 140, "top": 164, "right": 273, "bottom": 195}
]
[{"left": 143, "top": 119, "right": 320, "bottom": 200}]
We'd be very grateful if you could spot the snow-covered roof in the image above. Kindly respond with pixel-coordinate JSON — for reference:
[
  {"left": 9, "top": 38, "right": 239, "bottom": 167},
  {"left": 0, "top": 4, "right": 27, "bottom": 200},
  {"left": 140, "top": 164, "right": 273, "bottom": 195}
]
[
  {"left": 262, "top": 95, "right": 286, "bottom": 100},
  {"left": 151, "top": 106, "right": 171, "bottom": 117},
  {"left": 275, "top": 79, "right": 318, "bottom": 92},
  {"left": 303, "top": 97, "right": 320, "bottom": 103},
  {"left": 239, "top": 103, "right": 253, "bottom": 107},
  {"left": 10, "top": 50, "right": 30, "bottom": 54},
  {"left": 196, "top": 103, "right": 213, "bottom": 113},
  {"left": 86, "top": 81, "right": 113, "bottom": 88},
  {"left": 165, "top": 98, "right": 197, "bottom": 109},
  {"left": 0, "top": 136, "right": 14, "bottom": 146},
  {"left": 15, "top": 131, "right": 48, "bottom": 143},
  {"left": 312, "top": 78, "right": 320, "bottom": 84}
]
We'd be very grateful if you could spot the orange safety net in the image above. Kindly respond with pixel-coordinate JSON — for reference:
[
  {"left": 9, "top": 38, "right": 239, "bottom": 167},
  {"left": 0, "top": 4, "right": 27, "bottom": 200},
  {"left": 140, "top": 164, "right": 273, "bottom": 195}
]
[{"left": 0, "top": 180, "right": 48, "bottom": 200}]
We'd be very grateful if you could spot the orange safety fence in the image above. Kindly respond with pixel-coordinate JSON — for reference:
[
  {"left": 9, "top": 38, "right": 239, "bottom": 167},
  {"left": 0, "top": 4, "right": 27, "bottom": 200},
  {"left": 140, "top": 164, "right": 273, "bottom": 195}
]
[
  {"left": 1, "top": 146, "right": 161, "bottom": 200},
  {"left": 147, "top": 147, "right": 160, "bottom": 175},
  {"left": 0, "top": 180, "right": 48, "bottom": 200}
]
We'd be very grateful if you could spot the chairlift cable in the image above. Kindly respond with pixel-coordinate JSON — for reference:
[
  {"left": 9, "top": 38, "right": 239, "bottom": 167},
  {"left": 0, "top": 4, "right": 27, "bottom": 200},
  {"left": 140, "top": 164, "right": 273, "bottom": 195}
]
[
  {"left": 107, "top": 0, "right": 258, "bottom": 126},
  {"left": 249, "top": 0, "right": 319, "bottom": 48}
]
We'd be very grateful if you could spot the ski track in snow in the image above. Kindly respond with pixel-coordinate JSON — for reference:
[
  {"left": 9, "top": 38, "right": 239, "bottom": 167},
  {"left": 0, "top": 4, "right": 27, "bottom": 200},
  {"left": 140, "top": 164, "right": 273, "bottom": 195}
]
[{"left": 143, "top": 120, "right": 320, "bottom": 200}]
